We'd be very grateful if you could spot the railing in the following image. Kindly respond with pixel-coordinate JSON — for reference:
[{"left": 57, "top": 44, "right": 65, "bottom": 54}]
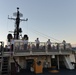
[
  {"left": 3, "top": 40, "right": 72, "bottom": 55},
  {"left": 13, "top": 41, "right": 72, "bottom": 54},
  {"left": 0, "top": 41, "right": 4, "bottom": 75},
  {"left": 0, "top": 41, "right": 4, "bottom": 56}
]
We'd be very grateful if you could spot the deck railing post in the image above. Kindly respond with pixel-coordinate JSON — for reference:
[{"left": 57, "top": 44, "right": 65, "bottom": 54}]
[
  {"left": 45, "top": 45, "right": 48, "bottom": 54},
  {"left": 30, "top": 47, "right": 32, "bottom": 55}
]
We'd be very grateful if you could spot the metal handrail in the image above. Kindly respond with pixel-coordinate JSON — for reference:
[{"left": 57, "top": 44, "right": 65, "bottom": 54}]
[
  {"left": 13, "top": 41, "right": 72, "bottom": 53},
  {"left": 0, "top": 41, "right": 4, "bottom": 74}
]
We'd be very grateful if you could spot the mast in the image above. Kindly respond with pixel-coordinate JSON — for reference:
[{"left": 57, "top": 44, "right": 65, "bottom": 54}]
[{"left": 8, "top": 7, "right": 28, "bottom": 39}]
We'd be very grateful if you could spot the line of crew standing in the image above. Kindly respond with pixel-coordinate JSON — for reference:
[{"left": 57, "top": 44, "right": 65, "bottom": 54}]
[
  {"left": 22, "top": 38, "right": 67, "bottom": 50},
  {"left": 23, "top": 38, "right": 52, "bottom": 50},
  {"left": 7, "top": 38, "right": 67, "bottom": 51}
]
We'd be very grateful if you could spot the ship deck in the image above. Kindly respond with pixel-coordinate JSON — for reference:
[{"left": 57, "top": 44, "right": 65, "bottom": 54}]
[{"left": 16, "top": 68, "right": 76, "bottom": 75}]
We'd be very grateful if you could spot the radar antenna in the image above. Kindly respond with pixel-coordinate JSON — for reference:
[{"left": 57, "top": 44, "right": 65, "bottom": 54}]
[{"left": 8, "top": 7, "right": 28, "bottom": 39}]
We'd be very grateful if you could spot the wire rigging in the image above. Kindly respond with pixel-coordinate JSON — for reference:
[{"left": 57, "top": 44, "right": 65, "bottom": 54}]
[{"left": 29, "top": 27, "right": 61, "bottom": 42}]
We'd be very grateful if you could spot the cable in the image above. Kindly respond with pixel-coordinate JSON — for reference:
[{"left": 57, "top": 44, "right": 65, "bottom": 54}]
[{"left": 30, "top": 27, "right": 61, "bottom": 42}]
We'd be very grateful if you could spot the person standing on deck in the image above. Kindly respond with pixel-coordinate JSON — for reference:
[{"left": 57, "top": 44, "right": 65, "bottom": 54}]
[
  {"left": 56, "top": 43, "right": 59, "bottom": 50},
  {"left": 23, "top": 38, "right": 28, "bottom": 50},
  {"left": 35, "top": 38, "right": 40, "bottom": 49},
  {"left": 62, "top": 40, "right": 66, "bottom": 50},
  {"left": 11, "top": 38, "right": 14, "bottom": 51},
  {"left": 47, "top": 39, "right": 51, "bottom": 50}
]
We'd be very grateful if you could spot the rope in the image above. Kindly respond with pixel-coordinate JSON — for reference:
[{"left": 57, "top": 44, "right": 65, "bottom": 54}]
[
  {"left": 30, "top": 27, "right": 61, "bottom": 42},
  {"left": 31, "top": 29, "right": 48, "bottom": 39},
  {"left": 13, "top": 57, "right": 22, "bottom": 70}
]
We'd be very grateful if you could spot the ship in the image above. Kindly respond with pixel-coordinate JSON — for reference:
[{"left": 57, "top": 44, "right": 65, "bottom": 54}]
[{"left": 0, "top": 7, "right": 76, "bottom": 75}]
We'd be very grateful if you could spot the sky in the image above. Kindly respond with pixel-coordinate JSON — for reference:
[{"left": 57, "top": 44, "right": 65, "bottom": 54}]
[{"left": 0, "top": 0, "right": 76, "bottom": 45}]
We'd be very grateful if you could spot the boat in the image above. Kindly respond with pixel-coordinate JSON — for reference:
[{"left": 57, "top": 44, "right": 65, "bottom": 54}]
[{"left": 0, "top": 7, "right": 76, "bottom": 75}]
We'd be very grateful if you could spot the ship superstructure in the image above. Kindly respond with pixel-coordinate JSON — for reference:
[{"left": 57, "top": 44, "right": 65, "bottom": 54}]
[{"left": 0, "top": 8, "right": 76, "bottom": 75}]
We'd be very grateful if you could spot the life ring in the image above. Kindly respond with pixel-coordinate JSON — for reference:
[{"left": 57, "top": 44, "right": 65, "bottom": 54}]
[{"left": 37, "top": 61, "right": 41, "bottom": 66}]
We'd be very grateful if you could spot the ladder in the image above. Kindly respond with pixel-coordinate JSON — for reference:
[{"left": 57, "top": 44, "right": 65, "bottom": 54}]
[
  {"left": 0, "top": 57, "right": 2, "bottom": 74},
  {"left": 1, "top": 57, "right": 9, "bottom": 75},
  {"left": 63, "top": 56, "right": 74, "bottom": 70}
]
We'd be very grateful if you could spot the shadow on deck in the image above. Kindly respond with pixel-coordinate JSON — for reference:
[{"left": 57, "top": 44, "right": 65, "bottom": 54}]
[{"left": 16, "top": 68, "right": 76, "bottom": 75}]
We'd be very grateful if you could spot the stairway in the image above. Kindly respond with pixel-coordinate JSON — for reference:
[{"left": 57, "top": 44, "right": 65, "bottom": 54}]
[
  {"left": 1, "top": 57, "right": 9, "bottom": 75},
  {"left": 63, "top": 56, "right": 74, "bottom": 70}
]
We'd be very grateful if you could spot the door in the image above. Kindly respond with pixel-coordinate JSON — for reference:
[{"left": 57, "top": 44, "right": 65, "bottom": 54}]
[
  {"left": 11, "top": 62, "right": 17, "bottom": 75},
  {"left": 26, "top": 59, "right": 34, "bottom": 71}
]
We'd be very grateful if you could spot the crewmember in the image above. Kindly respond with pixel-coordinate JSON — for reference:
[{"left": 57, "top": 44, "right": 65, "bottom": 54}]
[
  {"left": 62, "top": 40, "right": 66, "bottom": 50},
  {"left": 23, "top": 38, "right": 28, "bottom": 50},
  {"left": 11, "top": 38, "right": 14, "bottom": 51},
  {"left": 47, "top": 39, "right": 51, "bottom": 50},
  {"left": 35, "top": 38, "right": 40, "bottom": 49}
]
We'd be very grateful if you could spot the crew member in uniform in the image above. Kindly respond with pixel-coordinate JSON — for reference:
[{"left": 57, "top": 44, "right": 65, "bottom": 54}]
[
  {"left": 47, "top": 39, "right": 51, "bottom": 50},
  {"left": 11, "top": 38, "right": 14, "bottom": 51},
  {"left": 35, "top": 38, "right": 40, "bottom": 49}
]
